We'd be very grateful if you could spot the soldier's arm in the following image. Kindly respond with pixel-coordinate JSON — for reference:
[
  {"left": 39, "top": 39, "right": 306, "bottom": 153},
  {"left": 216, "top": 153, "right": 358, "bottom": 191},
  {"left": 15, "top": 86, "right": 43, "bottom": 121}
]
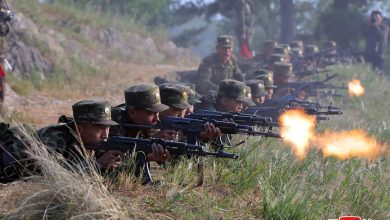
[{"left": 233, "top": 63, "right": 245, "bottom": 81}]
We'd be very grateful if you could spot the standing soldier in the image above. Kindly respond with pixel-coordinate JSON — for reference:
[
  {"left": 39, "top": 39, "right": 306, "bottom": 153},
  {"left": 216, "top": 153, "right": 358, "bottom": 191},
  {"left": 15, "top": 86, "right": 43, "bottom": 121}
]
[
  {"left": 364, "top": 10, "right": 389, "bottom": 71},
  {"left": 0, "top": 0, "right": 10, "bottom": 102},
  {"left": 236, "top": 0, "right": 255, "bottom": 59},
  {"left": 196, "top": 35, "right": 244, "bottom": 95}
]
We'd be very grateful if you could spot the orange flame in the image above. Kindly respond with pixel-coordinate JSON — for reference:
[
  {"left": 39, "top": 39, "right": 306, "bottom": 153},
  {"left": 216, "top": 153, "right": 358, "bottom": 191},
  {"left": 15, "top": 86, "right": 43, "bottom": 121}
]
[
  {"left": 316, "top": 130, "right": 384, "bottom": 160},
  {"left": 279, "top": 109, "right": 317, "bottom": 160},
  {"left": 348, "top": 79, "right": 365, "bottom": 97}
]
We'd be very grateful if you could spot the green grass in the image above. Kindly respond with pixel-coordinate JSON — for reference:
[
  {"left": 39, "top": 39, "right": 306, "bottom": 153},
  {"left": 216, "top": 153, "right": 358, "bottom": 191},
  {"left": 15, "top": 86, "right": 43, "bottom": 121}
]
[{"left": 106, "top": 64, "right": 389, "bottom": 219}]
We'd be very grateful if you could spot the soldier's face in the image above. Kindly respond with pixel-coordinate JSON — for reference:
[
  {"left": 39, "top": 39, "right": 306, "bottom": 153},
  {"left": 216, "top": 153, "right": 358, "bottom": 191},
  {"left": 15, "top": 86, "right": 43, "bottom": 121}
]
[
  {"left": 159, "top": 107, "right": 186, "bottom": 119},
  {"left": 252, "top": 96, "right": 265, "bottom": 105},
  {"left": 266, "top": 88, "right": 273, "bottom": 100},
  {"left": 128, "top": 109, "right": 159, "bottom": 125},
  {"left": 217, "top": 46, "right": 233, "bottom": 63},
  {"left": 220, "top": 98, "right": 244, "bottom": 113},
  {"left": 77, "top": 123, "right": 110, "bottom": 146},
  {"left": 185, "top": 105, "right": 194, "bottom": 116}
]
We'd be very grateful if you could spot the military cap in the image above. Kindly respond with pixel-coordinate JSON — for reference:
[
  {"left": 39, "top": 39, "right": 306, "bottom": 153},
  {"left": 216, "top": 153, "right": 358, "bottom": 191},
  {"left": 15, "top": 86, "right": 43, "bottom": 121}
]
[
  {"left": 246, "top": 80, "right": 266, "bottom": 97},
  {"left": 272, "top": 46, "right": 289, "bottom": 56},
  {"left": 289, "top": 41, "right": 304, "bottom": 49},
  {"left": 269, "top": 54, "right": 285, "bottom": 64},
  {"left": 217, "top": 79, "right": 255, "bottom": 107},
  {"left": 291, "top": 48, "right": 304, "bottom": 57},
  {"left": 124, "top": 84, "right": 169, "bottom": 112},
  {"left": 323, "top": 40, "right": 337, "bottom": 49},
  {"left": 253, "top": 68, "right": 273, "bottom": 78},
  {"left": 185, "top": 84, "right": 201, "bottom": 105},
  {"left": 274, "top": 62, "right": 293, "bottom": 76},
  {"left": 280, "top": 44, "right": 291, "bottom": 53},
  {"left": 217, "top": 35, "right": 234, "bottom": 48},
  {"left": 255, "top": 74, "right": 277, "bottom": 89},
  {"left": 72, "top": 100, "right": 118, "bottom": 126},
  {"left": 159, "top": 84, "right": 191, "bottom": 109},
  {"left": 262, "top": 40, "right": 278, "bottom": 49},
  {"left": 304, "top": 45, "right": 319, "bottom": 54}
]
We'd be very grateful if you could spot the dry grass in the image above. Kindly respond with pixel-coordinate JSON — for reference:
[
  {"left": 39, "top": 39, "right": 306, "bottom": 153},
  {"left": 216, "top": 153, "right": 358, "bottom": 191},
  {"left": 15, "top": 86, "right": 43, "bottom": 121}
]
[{"left": 0, "top": 125, "right": 127, "bottom": 219}]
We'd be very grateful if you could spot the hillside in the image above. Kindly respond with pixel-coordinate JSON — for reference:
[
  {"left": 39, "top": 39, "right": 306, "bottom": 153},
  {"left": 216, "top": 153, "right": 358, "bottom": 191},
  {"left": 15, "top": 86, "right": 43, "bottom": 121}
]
[{"left": 2, "top": 0, "right": 199, "bottom": 126}]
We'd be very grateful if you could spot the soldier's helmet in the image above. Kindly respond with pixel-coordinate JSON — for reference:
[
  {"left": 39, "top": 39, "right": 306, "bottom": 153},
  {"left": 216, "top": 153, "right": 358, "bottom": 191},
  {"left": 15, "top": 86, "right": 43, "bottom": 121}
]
[
  {"left": 124, "top": 84, "right": 169, "bottom": 112},
  {"left": 269, "top": 54, "right": 285, "bottom": 64},
  {"left": 273, "top": 62, "right": 293, "bottom": 77},
  {"left": 217, "top": 79, "right": 255, "bottom": 107},
  {"left": 323, "top": 40, "right": 337, "bottom": 49},
  {"left": 72, "top": 100, "right": 118, "bottom": 126},
  {"left": 280, "top": 44, "right": 291, "bottom": 53},
  {"left": 246, "top": 80, "right": 267, "bottom": 98},
  {"left": 304, "top": 45, "right": 319, "bottom": 55},
  {"left": 262, "top": 40, "right": 278, "bottom": 50},
  {"left": 217, "top": 35, "right": 234, "bottom": 48},
  {"left": 159, "top": 84, "right": 191, "bottom": 109},
  {"left": 254, "top": 74, "right": 277, "bottom": 89},
  {"left": 289, "top": 40, "right": 304, "bottom": 49},
  {"left": 272, "top": 46, "right": 289, "bottom": 56}
]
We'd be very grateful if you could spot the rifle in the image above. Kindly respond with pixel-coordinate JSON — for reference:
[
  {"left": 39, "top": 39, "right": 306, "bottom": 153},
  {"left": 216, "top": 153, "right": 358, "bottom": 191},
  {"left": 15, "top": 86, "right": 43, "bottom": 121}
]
[
  {"left": 293, "top": 68, "right": 330, "bottom": 78},
  {"left": 88, "top": 136, "right": 238, "bottom": 184},
  {"left": 122, "top": 116, "right": 281, "bottom": 139}
]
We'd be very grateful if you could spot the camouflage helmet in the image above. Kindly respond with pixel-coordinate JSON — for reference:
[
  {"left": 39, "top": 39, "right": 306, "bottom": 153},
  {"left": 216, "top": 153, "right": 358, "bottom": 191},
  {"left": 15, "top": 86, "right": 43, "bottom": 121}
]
[
  {"left": 255, "top": 74, "right": 277, "bottom": 89},
  {"left": 274, "top": 62, "right": 293, "bottom": 76},
  {"left": 217, "top": 35, "right": 234, "bottom": 48},
  {"left": 72, "top": 100, "right": 118, "bottom": 126},
  {"left": 252, "top": 68, "right": 273, "bottom": 79},
  {"left": 291, "top": 48, "right": 304, "bottom": 58},
  {"left": 124, "top": 84, "right": 169, "bottom": 112},
  {"left": 269, "top": 54, "right": 285, "bottom": 64},
  {"left": 217, "top": 79, "right": 255, "bottom": 107},
  {"left": 262, "top": 40, "right": 278, "bottom": 50},
  {"left": 272, "top": 46, "right": 289, "bottom": 56},
  {"left": 159, "top": 84, "right": 191, "bottom": 109},
  {"left": 246, "top": 80, "right": 266, "bottom": 97},
  {"left": 289, "top": 40, "right": 304, "bottom": 49},
  {"left": 304, "top": 45, "right": 319, "bottom": 54},
  {"left": 323, "top": 40, "right": 337, "bottom": 49},
  {"left": 280, "top": 44, "right": 291, "bottom": 53}
]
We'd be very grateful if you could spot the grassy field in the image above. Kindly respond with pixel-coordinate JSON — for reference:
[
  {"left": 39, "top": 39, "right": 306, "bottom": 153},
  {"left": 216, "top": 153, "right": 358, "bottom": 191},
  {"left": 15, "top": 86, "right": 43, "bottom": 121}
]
[{"left": 1, "top": 64, "right": 389, "bottom": 219}]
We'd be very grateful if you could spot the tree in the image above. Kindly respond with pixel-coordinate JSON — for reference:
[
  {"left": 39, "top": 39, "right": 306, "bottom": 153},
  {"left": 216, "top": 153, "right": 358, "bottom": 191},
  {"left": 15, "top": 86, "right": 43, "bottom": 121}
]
[{"left": 279, "top": 0, "right": 295, "bottom": 43}]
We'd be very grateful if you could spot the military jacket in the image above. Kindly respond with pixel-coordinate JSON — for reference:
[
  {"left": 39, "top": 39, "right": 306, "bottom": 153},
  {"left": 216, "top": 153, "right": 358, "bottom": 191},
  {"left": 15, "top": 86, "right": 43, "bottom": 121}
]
[{"left": 196, "top": 53, "right": 244, "bottom": 94}]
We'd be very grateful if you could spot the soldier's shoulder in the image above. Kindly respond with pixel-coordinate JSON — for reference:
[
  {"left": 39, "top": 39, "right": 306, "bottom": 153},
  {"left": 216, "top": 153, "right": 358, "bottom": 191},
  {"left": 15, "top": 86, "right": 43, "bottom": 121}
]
[
  {"left": 37, "top": 123, "right": 76, "bottom": 148},
  {"left": 195, "top": 95, "right": 217, "bottom": 111},
  {"left": 201, "top": 53, "right": 219, "bottom": 65}
]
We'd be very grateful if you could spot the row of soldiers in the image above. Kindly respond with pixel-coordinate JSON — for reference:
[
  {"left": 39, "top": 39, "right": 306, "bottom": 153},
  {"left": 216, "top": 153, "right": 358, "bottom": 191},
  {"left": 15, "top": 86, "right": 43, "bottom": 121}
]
[{"left": 0, "top": 35, "right": 343, "bottom": 185}]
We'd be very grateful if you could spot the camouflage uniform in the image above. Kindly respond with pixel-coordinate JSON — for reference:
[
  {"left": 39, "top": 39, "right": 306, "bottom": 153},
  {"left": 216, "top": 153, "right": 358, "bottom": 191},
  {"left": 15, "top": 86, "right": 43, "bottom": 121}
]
[
  {"left": 0, "top": 100, "right": 117, "bottom": 182},
  {"left": 196, "top": 35, "right": 244, "bottom": 95},
  {"left": 365, "top": 12, "right": 389, "bottom": 70},
  {"left": 273, "top": 62, "right": 293, "bottom": 99}
]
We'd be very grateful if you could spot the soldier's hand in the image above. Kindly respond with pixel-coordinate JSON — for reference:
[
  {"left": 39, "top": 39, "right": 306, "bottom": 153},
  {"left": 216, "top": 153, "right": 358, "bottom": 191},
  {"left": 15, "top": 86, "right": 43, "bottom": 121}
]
[
  {"left": 199, "top": 122, "right": 222, "bottom": 141},
  {"left": 147, "top": 143, "right": 170, "bottom": 162},
  {"left": 152, "top": 129, "right": 178, "bottom": 141},
  {"left": 96, "top": 150, "right": 124, "bottom": 170}
]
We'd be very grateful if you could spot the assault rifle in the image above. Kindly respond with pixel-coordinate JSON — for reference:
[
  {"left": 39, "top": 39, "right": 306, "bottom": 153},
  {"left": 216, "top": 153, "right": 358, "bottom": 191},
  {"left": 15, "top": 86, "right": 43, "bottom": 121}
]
[
  {"left": 190, "top": 110, "right": 277, "bottom": 126},
  {"left": 244, "top": 99, "right": 342, "bottom": 122},
  {"left": 122, "top": 116, "right": 281, "bottom": 139},
  {"left": 88, "top": 136, "right": 238, "bottom": 184}
]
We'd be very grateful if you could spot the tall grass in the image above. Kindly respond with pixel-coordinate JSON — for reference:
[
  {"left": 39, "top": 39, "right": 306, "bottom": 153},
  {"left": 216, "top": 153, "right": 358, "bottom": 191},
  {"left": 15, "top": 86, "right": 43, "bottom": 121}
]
[{"left": 0, "top": 125, "right": 127, "bottom": 219}]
